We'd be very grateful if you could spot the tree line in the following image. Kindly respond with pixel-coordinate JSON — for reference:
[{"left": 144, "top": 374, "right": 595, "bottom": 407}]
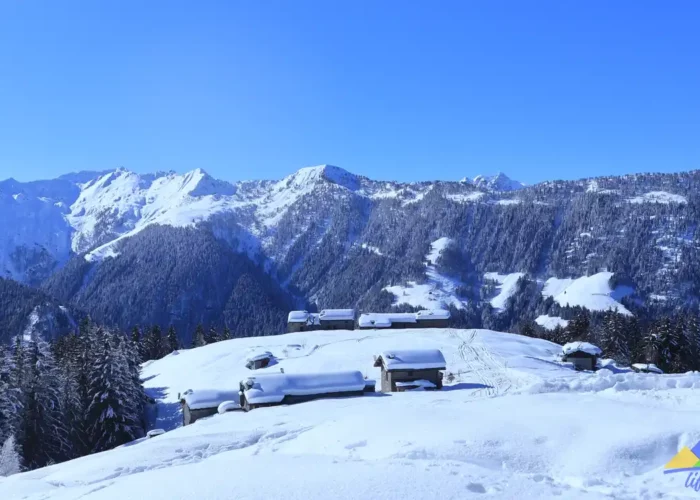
[
  {"left": 518, "top": 308, "right": 700, "bottom": 373},
  {"left": 132, "top": 323, "right": 233, "bottom": 362},
  {"left": 0, "top": 319, "right": 146, "bottom": 475}
]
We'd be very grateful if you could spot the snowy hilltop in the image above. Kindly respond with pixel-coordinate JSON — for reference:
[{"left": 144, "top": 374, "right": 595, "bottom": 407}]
[{"left": 2, "top": 327, "right": 700, "bottom": 499}]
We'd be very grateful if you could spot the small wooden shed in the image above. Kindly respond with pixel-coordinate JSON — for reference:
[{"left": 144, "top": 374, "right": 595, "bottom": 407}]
[
  {"left": 245, "top": 351, "right": 276, "bottom": 370},
  {"left": 561, "top": 342, "right": 602, "bottom": 371},
  {"left": 180, "top": 389, "right": 242, "bottom": 426},
  {"left": 373, "top": 349, "right": 447, "bottom": 392}
]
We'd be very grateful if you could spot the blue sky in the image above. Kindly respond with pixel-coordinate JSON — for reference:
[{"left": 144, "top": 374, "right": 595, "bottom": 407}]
[{"left": 1, "top": 1, "right": 698, "bottom": 184}]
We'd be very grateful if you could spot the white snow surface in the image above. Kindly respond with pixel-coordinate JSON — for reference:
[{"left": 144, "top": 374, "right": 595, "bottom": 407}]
[
  {"left": 562, "top": 342, "right": 603, "bottom": 357},
  {"left": 3, "top": 328, "right": 700, "bottom": 499},
  {"left": 377, "top": 349, "right": 447, "bottom": 370},
  {"left": 484, "top": 272, "right": 525, "bottom": 310},
  {"left": 535, "top": 315, "right": 570, "bottom": 330},
  {"left": 385, "top": 237, "right": 467, "bottom": 310},
  {"left": 628, "top": 191, "right": 688, "bottom": 204},
  {"left": 542, "top": 272, "right": 633, "bottom": 315}
]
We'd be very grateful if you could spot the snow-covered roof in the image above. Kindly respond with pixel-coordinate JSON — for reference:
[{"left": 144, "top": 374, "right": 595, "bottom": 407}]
[
  {"left": 319, "top": 309, "right": 355, "bottom": 321},
  {"left": 288, "top": 310, "right": 310, "bottom": 323},
  {"left": 358, "top": 313, "right": 417, "bottom": 328},
  {"left": 181, "top": 389, "right": 242, "bottom": 410},
  {"left": 246, "top": 351, "right": 274, "bottom": 363},
  {"left": 241, "top": 371, "right": 368, "bottom": 405},
  {"left": 415, "top": 309, "right": 451, "bottom": 320},
  {"left": 561, "top": 342, "right": 602, "bottom": 357},
  {"left": 632, "top": 363, "right": 664, "bottom": 374},
  {"left": 374, "top": 349, "right": 446, "bottom": 371}
]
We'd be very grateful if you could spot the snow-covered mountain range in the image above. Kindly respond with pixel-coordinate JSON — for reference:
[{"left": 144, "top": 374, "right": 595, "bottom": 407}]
[{"left": 2, "top": 165, "right": 700, "bottom": 341}]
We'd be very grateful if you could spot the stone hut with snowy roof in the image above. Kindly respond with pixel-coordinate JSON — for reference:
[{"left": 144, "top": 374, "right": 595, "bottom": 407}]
[
  {"left": 318, "top": 309, "right": 356, "bottom": 330},
  {"left": 358, "top": 313, "right": 417, "bottom": 329},
  {"left": 287, "top": 311, "right": 320, "bottom": 333},
  {"left": 561, "top": 342, "right": 602, "bottom": 371},
  {"left": 180, "top": 389, "right": 242, "bottom": 426},
  {"left": 373, "top": 349, "right": 447, "bottom": 392},
  {"left": 415, "top": 309, "right": 451, "bottom": 328}
]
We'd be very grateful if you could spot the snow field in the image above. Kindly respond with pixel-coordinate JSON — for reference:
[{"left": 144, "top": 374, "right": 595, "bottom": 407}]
[{"left": 3, "top": 328, "right": 700, "bottom": 499}]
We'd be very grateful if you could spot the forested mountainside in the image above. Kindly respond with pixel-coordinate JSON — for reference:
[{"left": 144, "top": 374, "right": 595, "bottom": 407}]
[
  {"left": 2, "top": 165, "right": 700, "bottom": 342},
  {"left": 0, "top": 278, "right": 80, "bottom": 344}
]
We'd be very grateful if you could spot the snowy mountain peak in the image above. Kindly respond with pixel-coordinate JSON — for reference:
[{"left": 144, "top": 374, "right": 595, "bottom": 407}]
[
  {"left": 282, "top": 164, "right": 360, "bottom": 192},
  {"left": 470, "top": 173, "right": 524, "bottom": 191}
]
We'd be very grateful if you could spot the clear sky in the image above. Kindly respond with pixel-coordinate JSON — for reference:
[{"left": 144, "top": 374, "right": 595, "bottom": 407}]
[{"left": 1, "top": 1, "right": 698, "bottom": 184}]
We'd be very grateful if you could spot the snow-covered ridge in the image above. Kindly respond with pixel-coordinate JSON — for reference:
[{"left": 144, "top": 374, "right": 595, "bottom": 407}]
[{"left": 461, "top": 172, "right": 525, "bottom": 191}]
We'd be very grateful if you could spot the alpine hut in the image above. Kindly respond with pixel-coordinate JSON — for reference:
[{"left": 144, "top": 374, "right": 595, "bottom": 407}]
[
  {"left": 318, "top": 309, "right": 356, "bottom": 330},
  {"left": 415, "top": 309, "right": 451, "bottom": 328},
  {"left": 561, "top": 342, "right": 602, "bottom": 371},
  {"left": 180, "top": 389, "right": 242, "bottom": 426},
  {"left": 358, "top": 313, "right": 418, "bottom": 330},
  {"left": 373, "top": 349, "right": 447, "bottom": 392},
  {"left": 238, "top": 371, "right": 375, "bottom": 411}
]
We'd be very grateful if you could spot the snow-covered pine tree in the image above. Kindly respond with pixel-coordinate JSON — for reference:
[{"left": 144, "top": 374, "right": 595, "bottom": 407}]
[
  {"left": 205, "top": 326, "right": 219, "bottom": 344},
  {"left": 191, "top": 324, "right": 206, "bottom": 348},
  {"left": 0, "top": 435, "right": 21, "bottom": 477},
  {"left": 85, "top": 330, "right": 134, "bottom": 453},
  {"left": 0, "top": 345, "right": 21, "bottom": 446},
  {"left": 221, "top": 326, "right": 232, "bottom": 341},
  {"left": 166, "top": 326, "right": 179, "bottom": 353},
  {"left": 600, "top": 312, "right": 630, "bottom": 365},
  {"left": 146, "top": 325, "right": 164, "bottom": 361},
  {"left": 564, "top": 310, "right": 590, "bottom": 343},
  {"left": 20, "top": 340, "right": 69, "bottom": 469}
]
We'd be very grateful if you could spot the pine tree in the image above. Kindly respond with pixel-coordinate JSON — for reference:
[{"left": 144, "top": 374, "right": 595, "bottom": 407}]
[
  {"left": 20, "top": 340, "right": 69, "bottom": 469},
  {"left": 205, "top": 326, "right": 219, "bottom": 344},
  {"left": 191, "top": 324, "right": 206, "bottom": 348},
  {"left": 0, "top": 435, "right": 21, "bottom": 477},
  {"left": 166, "top": 326, "right": 179, "bottom": 353},
  {"left": 86, "top": 331, "right": 135, "bottom": 453},
  {"left": 564, "top": 310, "right": 590, "bottom": 343},
  {"left": 600, "top": 312, "right": 630, "bottom": 365},
  {"left": 220, "top": 326, "right": 232, "bottom": 341},
  {"left": 0, "top": 345, "right": 21, "bottom": 445}
]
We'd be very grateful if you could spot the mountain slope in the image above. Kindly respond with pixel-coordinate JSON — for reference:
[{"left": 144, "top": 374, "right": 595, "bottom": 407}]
[
  {"left": 2, "top": 328, "right": 700, "bottom": 499},
  {"left": 2, "top": 166, "right": 700, "bottom": 339},
  {"left": 0, "top": 278, "right": 80, "bottom": 343}
]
